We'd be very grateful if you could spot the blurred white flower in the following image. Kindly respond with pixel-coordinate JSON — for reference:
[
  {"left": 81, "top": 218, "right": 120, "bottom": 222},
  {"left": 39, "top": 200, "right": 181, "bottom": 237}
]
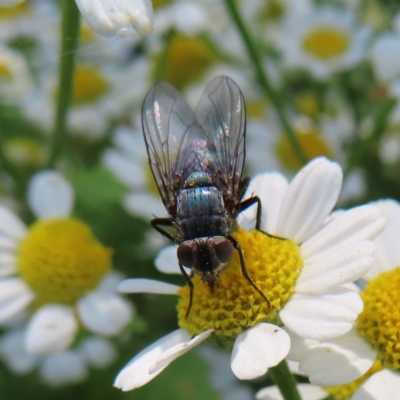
[
  {"left": 278, "top": 6, "right": 370, "bottom": 79},
  {"left": 75, "top": 0, "right": 153, "bottom": 37},
  {"left": 0, "top": 330, "right": 117, "bottom": 386},
  {"left": 0, "top": 170, "right": 133, "bottom": 355}
]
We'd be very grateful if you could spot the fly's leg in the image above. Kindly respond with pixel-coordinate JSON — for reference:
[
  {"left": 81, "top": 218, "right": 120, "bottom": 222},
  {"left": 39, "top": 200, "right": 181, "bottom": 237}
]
[
  {"left": 151, "top": 218, "right": 176, "bottom": 242},
  {"left": 228, "top": 235, "right": 271, "bottom": 309},
  {"left": 179, "top": 262, "right": 194, "bottom": 317},
  {"left": 238, "top": 197, "right": 285, "bottom": 240},
  {"left": 238, "top": 196, "right": 262, "bottom": 230}
]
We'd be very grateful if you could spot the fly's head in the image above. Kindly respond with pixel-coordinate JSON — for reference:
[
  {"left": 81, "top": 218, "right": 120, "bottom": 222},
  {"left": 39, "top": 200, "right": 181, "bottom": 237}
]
[{"left": 177, "top": 236, "right": 234, "bottom": 289}]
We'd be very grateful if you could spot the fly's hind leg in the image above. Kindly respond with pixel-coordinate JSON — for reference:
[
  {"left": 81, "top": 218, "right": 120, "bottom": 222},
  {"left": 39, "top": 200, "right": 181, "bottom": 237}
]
[
  {"left": 228, "top": 235, "right": 271, "bottom": 309},
  {"left": 179, "top": 262, "right": 194, "bottom": 318},
  {"left": 151, "top": 217, "right": 176, "bottom": 242},
  {"left": 238, "top": 197, "right": 285, "bottom": 240}
]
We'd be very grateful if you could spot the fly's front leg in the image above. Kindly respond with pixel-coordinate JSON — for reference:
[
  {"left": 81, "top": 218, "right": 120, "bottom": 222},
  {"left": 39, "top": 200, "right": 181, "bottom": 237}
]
[
  {"left": 238, "top": 196, "right": 262, "bottom": 230},
  {"left": 228, "top": 235, "right": 270, "bottom": 309},
  {"left": 179, "top": 262, "right": 194, "bottom": 318},
  {"left": 151, "top": 218, "right": 176, "bottom": 242}
]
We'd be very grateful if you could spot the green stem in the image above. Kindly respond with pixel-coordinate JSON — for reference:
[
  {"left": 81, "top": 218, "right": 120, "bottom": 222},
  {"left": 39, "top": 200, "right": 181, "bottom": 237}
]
[
  {"left": 269, "top": 360, "right": 302, "bottom": 400},
  {"left": 223, "top": 0, "right": 308, "bottom": 165},
  {"left": 344, "top": 98, "right": 397, "bottom": 177},
  {"left": 47, "top": 0, "right": 80, "bottom": 168}
]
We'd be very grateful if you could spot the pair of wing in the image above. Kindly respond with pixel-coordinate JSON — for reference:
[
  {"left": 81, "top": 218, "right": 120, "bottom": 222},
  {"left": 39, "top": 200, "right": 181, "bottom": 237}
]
[{"left": 142, "top": 76, "right": 246, "bottom": 213}]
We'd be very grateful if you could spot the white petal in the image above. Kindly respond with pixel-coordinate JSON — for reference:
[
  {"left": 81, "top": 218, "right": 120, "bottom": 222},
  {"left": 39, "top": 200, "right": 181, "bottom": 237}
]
[
  {"left": 102, "top": 149, "right": 146, "bottom": 187},
  {"left": 369, "top": 199, "right": 400, "bottom": 278},
  {"left": 40, "top": 351, "right": 87, "bottom": 386},
  {"left": 123, "top": 192, "right": 166, "bottom": 220},
  {"left": 0, "top": 255, "right": 17, "bottom": 277},
  {"left": 0, "top": 278, "right": 33, "bottom": 322},
  {"left": 0, "top": 205, "right": 27, "bottom": 240},
  {"left": 78, "top": 292, "right": 133, "bottom": 336},
  {"left": 28, "top": 171, "right": 74, "bottom": 219},
  {"left": 302, "top": 205, "right": 386, "bottom": 260},
  {"left": 299, "top": 328, "right": 377, "bottom": 386},
  {"left": 0, "top": 235, "right": 18, "bottom": 251},
  {"left": 238, "top": 172, "right": 288, "bottom": 233},
  {"left": 155, "top": 245, "right": 181, "bottom": 274},
  {"left": 118, "top": 278, "right": 180, "bottom": 294},
  {"left": 0, "top": 330, "right": 37, "bottom": 374},
  {"left": 97, "top": 271, "right": 125, "bottom": 293},
  {"left": 115, "top": 329, "right": 192, "bottom": 391},
  {"left": 231, "top": 323, "right": 290, "bottom": 380},
  {"left": 297, "top": 241, "right": 376, "bottom": 294},
  {"left": 76, "top": 0, "right": 153, "bottom": 37},
  {"left": 283, "top": 327, "right": 319, "bottom": 362},
  {"left": 150, "top": 329, "right": 213, "bottom": 373},
  {"left": 256, "top": 383, "right": 328, "bottom": 400},
  {"left": 353, "top": 369, "right": 400, "bottom": 400},
  {"left": 276, "top": 158, "right": 342, "bottom": 243},
  {"left": 79, "top": 337, "right": 117, "bottom": 368},
  {"left": 280, "top": 288, "right": 363, "bottom": 340},
  {"left": 25, "top": 305, "right": 77, "bottom": 354}
]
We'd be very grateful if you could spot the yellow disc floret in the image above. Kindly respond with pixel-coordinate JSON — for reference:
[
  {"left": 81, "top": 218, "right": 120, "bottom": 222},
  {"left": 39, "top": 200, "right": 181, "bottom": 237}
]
[
  {"left": 357, "top": 267, "right": 400, "bottom": 369},
  {"left": 324, "top": 360, "right": 384, "bottom": 400},
  {"left": 303, "top": 27, "right": 350, "bottom": 59},
  {"left": 177, "top": 229, "right": 303, "bottom": 338},
  {"left": 18, "top": 219, "right": 112, "bottom": 305}
]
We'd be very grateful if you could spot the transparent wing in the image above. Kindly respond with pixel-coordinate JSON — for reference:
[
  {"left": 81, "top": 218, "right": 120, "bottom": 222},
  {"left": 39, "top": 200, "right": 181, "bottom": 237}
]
[
  {"left": 195, "top": 76, "right": 246, "bottom": 198},
  {"left": 142, "top": 81, "right": 209, "bottom": 212}
]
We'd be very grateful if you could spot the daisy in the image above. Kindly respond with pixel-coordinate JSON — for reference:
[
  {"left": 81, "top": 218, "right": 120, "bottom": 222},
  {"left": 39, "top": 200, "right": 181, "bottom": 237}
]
[
  {"left": 286, "top": 199, "right": 400, "bottom": 399},
  {"left": 277, "top": 6, "right": 370, "bottom": 80},
  {"left": 256, "top": 383, "right": 328, "bottom": 400},
  {"left": 0, "top": 44, "right": 33, "bottom": 104},
  {"left": 74, "top": 0, "right": 153, "bottom": 37},
  {"left": 23, "top": 58, "right": 150, "bottom": 139},
  {"left": 114, "top": 157, "right": 385, "bottom": 391},
  {"left": 1, "top": 329, "right": 117, "bottom": 386},
  {"left": 101, "top": 122, "right": 166, "bottom": 219},
  {"left": 0, "top": 170, "right": 133, "bottom": 355}
]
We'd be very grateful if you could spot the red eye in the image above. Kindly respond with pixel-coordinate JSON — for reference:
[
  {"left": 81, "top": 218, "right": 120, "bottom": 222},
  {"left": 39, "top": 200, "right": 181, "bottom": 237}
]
[
  {"left": 212, "top": 237, "right": 234, "bottom": 264},
  {"left": 177, "top": 242, "right": 194, "bottom": 267}
]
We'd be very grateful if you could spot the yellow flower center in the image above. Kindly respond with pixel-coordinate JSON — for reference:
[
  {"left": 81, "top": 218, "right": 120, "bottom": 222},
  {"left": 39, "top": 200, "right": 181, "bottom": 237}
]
[
  {"left": 324, "top": 360, "right": 384, "bottom": 400},
  {"left": 303, "top": 27, "right": 350, "bottom": 59},
  {"left": 79, "top": 22, "right": 95, "bottom": 44},
  {"left": 357, "top": 267, "right": 400, "bottom": 369},
  {"left": 177, "top": 229, "right": 303, "bottom": 339},
  {"left": 153, "top": 35, "right": 217, "bottom": 90},
  {"left": 0, "top": 60, "right": 11, "bottom": 81},
  {"left": 0, "top": 2, "right": 29, "bottom": 19},
  {"left": 3, "top": 138, "right": 45, "bottom": 166},
  {"left": 144, "top": 162, "right": 160, "bottom": 196},
  {"left": 262, "top": 0, "right": 285, "bottom": 21},
  {"left": 276, "top": 129, "right": 332, "bottom": 172},
  {"left": 246, "top": 99, "right": 268, "bottom": 119},
  {"left": 17, "top": 219, "right": 112, "bottom": 305},
  {"left": 71, "top": 66, "right": 109, "bottom": 106}
]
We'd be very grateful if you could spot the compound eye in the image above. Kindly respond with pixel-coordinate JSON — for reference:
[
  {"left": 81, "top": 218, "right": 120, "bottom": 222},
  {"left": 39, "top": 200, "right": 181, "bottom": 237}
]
[
  {"left": 212, "top": 237, "right": 234, "bottom": 264},
  {"left": 177, "top": 242, "right": 194, "bottom": 267}
]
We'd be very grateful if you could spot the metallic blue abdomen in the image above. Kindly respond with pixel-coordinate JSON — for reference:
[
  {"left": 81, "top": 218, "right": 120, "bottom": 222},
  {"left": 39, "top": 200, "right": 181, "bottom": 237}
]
[{"left": 176, "top": 183, "right": 230, "bottom": 240}]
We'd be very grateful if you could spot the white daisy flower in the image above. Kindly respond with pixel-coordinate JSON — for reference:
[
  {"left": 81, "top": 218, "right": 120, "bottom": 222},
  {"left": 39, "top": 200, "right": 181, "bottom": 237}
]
[
  {"left": 114, "top": 157, "right": 385, "bottom": 391},
  {"left": 0, "top": 329, "right": 117, "bottom": 386},
  {"left": 278, "top": 6, "right": 370, "bottom": 79},
  {"left": 75, "top": 0, "right": 153, "bottom": 37},
  {"left": 0, "top": 170, "right": 133, "bottom": 355},
  {"left": 0, "top": 45, "right": 33, "bottom": 104},
  {"left": 23, "top": 58, "right": 150, "bottom": 139},
  {"left": 285, "top": 199, "right": 400, "bottom": 400},
  {"left": 102, "top": 123, "right": 166, "bottom": 219}
]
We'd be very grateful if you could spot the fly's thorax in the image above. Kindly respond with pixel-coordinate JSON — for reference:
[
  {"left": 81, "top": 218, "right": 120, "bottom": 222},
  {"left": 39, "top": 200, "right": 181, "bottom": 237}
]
[{"left": 177, "top": 236, "right": 234, "bottom": 280}]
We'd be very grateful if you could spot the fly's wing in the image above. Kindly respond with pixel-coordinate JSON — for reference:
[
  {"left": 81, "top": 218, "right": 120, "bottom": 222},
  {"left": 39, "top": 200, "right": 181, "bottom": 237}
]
[
  {"left": 142, "top": 81, "right": 208, "bottom": 212},
  {"left": 194, "top": 76, "right": 246, "bottom": 200}
]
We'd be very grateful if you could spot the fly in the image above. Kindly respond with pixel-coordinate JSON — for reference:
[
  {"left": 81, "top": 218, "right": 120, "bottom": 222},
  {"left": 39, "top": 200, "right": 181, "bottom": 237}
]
[{"left": 142, "top": 76, "right": 269, "bottom": 316}]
